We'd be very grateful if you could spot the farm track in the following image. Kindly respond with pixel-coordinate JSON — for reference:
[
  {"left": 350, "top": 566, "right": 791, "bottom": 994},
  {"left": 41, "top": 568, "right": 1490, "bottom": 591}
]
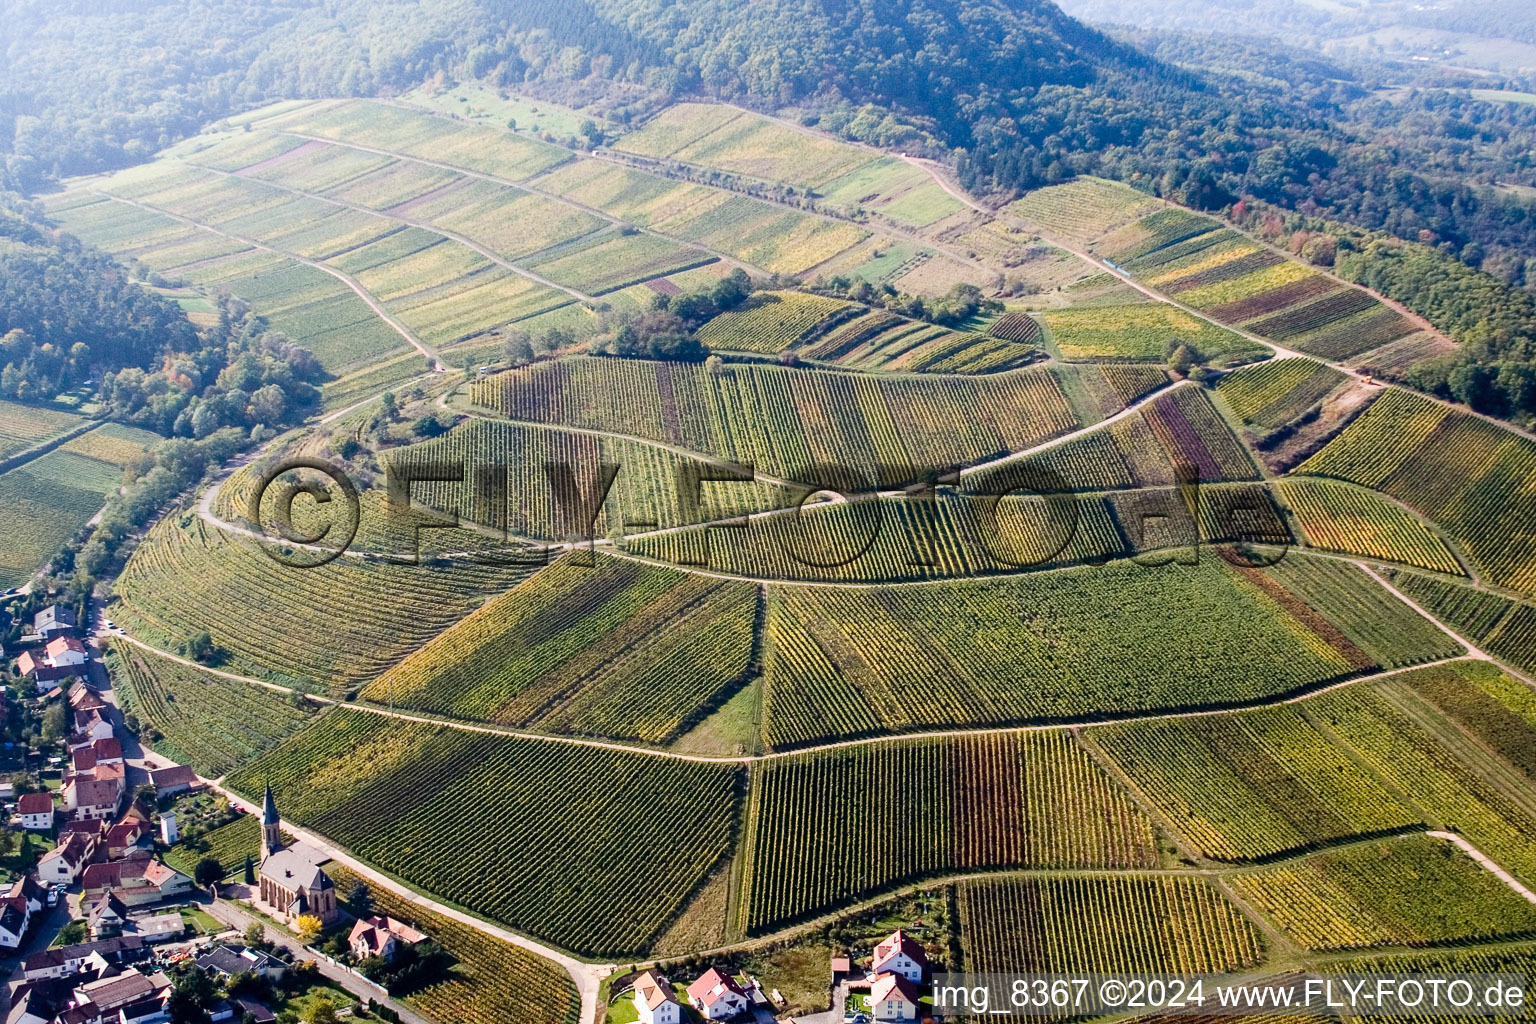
[
  {"left": 88, "top": 190, "right": 446, "bottom": 371},
  {"left": 107, "top": 628, "right": 1477, "bottom": 767}
]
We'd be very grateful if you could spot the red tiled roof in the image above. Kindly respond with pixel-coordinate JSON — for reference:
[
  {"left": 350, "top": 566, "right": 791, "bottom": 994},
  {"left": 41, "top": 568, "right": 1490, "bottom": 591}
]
[
  {"left": 686, "top": 968, "right": 746, "bottom": 1008},
  {"left": 871, "top": 973, "right": 921, "bottom": 1005},
  {"left": 45, "top": 636, "right": 86, "bottom": 658},
  {"left": 17, "top": 792, "right": 53, "bottom": 815},
  {"left": 92, "top": 737, "right": 122, "bottom": 761},
  {"left": 872, "top": 929, "right": 927, "bottom": 973},
  {"left": 16, "top": 652, "right": 38, "bottom": 675}
]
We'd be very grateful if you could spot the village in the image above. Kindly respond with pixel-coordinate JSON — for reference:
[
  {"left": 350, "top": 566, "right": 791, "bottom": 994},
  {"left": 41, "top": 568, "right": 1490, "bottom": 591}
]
[
  {"left": 0, "top": 601, "right": 458, "bottom": 1024},
  {"left": 0, "top": 600, "right": 944, "bottom": 1024}
]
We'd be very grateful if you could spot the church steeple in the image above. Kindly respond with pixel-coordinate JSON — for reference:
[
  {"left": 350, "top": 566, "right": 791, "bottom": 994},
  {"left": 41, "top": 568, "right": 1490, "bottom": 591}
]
[{"left": 261, "top": 782, "right": 283, "bottom": 860}]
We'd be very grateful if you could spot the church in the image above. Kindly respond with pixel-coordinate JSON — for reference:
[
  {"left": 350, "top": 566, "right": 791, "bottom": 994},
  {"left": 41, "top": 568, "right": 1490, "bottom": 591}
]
[{"left": 256, "top": 784, "right": 339, "bottom": 926}]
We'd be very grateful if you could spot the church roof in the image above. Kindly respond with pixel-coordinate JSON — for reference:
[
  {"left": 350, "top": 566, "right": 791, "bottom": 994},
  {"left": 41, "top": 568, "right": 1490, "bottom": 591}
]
[
  {"left": 259, "top": 848, "right": 332, "bottom": 893},
  {"left": 262, "top": 784, "right": 280, "bottom": 826}
]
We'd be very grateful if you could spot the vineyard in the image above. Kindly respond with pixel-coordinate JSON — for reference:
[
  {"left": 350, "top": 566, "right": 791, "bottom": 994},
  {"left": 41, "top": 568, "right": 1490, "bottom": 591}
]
[
  {"left": 966, "top": 384, "right": 1258, "bottom": 494},
  {"left": 322, "top": 862, "right": 581, "bottom": 1024},
  {"left": 362, "top": 554, "right": 758, "bottom": 743},
  {"left": 1039, "top": 303, "right": 1262, "bottom": 364},
  {"left": 1092, "top": 208, "right": 1420, "bottom": 361},
  {"left": 225, "top": 712, "right": 742, "bottom": 956},
  {"left": 1313, "top": 683, "right": 1536, "bottom": 886},
  {"left": 163, "top": 815, "right": 269, "bottom": 882},
  {"left": 1229, "top": 834, "right": 1536, "bottom": 949},
  {"left": 1299, "top": 388, "right": 1536, "bottom": 596},
  {"left": 957, "top": 876, "right": 1264, "bottom": 973},
  {"left": 472, "top": 356, "right": 1081, "bottom": 485},
  {"left": 1008, "top": 176, "right": 1162, "bottom": 244},
  {"left": 751, "top": 555, "right": 1453, "bottom": 747},
  {"left": 0, "top": 400, "right": 85, "bottom": 461},
  {"left": 1091, "top": 705, "right": 1420, "bottom": 860},
  {"left": 1396, "top": 661, "right": 1536, "bottom": 785},
  {"left": 115, "top": 516, "right": 539, "bottom": 689},
  {"left": 0, "top": 442, "right": 154, "bottom": 589},
  {"left": 738, "top": 732, "right": 1158, "bottom": 931},
  {"left": 1277, "top": 478, "right": 1464, "bottom": 574},
  {"left": 803, "top": 314, "right": 1045, "bottom": 374},
  {"left": 382, "top": 417, "right": 785, "bottom": 542},
  {"left": 695, "top": 291, "right": 856, "bottom": 353},
  {"left": 108, "top": 639, "right": 319, "bottom": 777},
  {"left": 1214, "top": 359, "right": 1348, "bottom": 432}
]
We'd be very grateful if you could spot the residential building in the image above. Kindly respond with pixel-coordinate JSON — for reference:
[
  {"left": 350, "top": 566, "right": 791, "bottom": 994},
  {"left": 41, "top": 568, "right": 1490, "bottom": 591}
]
[
  {"left": 686, "top": 969, "right": 749, "bottom": 1021},
  {"left": 18, "top": 792, "right": 55, "bottom": 830},
  {"left": 38, "top": 834, "right": 94, "bottom": 885},
  {"left": 871, "top": 930, "right": 927, "bottom": 984},
  {"left": 104, "top": 822, "right": 149, "bottom": 860},
  {"left": 0, "top": 895, "right": 31, "bottom": 948},
  {"left": 80, "top": 858, "right": 192, "bottom": 907},
  {"left": 146, "top": 766, "right": 196, "bottom": 799},
  {"left": 870, "top": 974, "right": 921, "bottom": 1021},
  {"left": 61, "top": 777, "right": 120, "bottom": 822},
  {"left": 196, "top": 945, "right": 286, "bottom": 981},
  {"left": 347, "top": 915, "right": 426, "bottom": 962},
  {"left": 86, "top": 893, "right": 128, "bottom": 940},
  {"left": 632, "top": 970, "right": 682, "bottom": 1024},
  {"left": 256, "top": 786, "right": 337, "bottom": 925},
  {"left": 9, "top": 876, "right": 47, "bottom": 914},
  {"left": 34, "top": 606, "right": 77, "bottom": 640},
  {"left": 45, "top": 636, "right": 87, "bottom": 669},
  {"left": 132, "top": 914, "right": 184, "bottom": 945},
  {"left": 22, "top": 938, "right": 147, "bottom": 982}
]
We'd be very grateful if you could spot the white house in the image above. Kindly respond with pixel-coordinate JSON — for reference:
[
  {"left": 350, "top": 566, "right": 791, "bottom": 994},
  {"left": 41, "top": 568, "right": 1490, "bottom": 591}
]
[
  {"left": 871, "top": 929, "right": 927, "bottom": 984},
  {"left": 347, "top": 915, "right": 426, "bottom": 962},
  {"left": 632, "top": 970, "right": 681, "bottom": 1024},
  {"left": 686, "top": 969, "right": 748, "bottom": 1021},
  {"left": 44, "top": 635, "right": 87, "bottom": 669},
  {"left": 870, "top": 973, "right": 921, "bottom": 1021},
  {"left": 17, "top": 791, "right": 54, "bottom": 830},
  {"left": 38, "top": 833, "right": 94, "bottom": 884},
  {"left": 0, "top": 895, "right": 31, "bottom": 949}
]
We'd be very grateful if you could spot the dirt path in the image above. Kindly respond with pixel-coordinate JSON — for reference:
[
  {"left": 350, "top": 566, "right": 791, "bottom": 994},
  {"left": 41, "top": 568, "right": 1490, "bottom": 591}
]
[
  {"left": 107, "top": 628, "right": 1477, "bottom": 766},
  {"left": 88, "top": 190, "right": 445, "bottom": 372},
  {"left": 1427, "top": 831, "right": 1536, "bottom": 904}
]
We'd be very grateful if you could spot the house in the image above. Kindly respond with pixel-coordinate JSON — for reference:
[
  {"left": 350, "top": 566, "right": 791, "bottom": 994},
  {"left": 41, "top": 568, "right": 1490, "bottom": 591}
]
[
  {"left": 146, "top": 766, "right": 196, "bottom": 799},
  {"left": 347, "top": 915, "right": 426, "bottom": 962},
  {"left": 131, "top": 914, "right": 184, "bottom": 944},
  {"left": 196, "top": 945, "right": 286, "bottom": 981},
  {"left": 90, "top": 738, "right": 122, "bottom": 765},
  {"left": 45, "top": 636, "right": 88, "bottom": 669},
  {"left": 104, "top": 821, "right": 150, "bottom": 860},
  {"left": 871, "top": 930, "right": 927, "bottom": 984},
  {"left": 6, "top": 986, "right": 51, "bottom": 1024},
  {"left": 14, "top": 652, "right": 72, "bottom": 689},
  {"left": 39, "top": 834, "right": 95, "bottom": 885},
  {"left": 0, "top": 895, "right": 32, "bottom": 948},
  {"left": 18, "top": 791, "right": 55, "bottom": 830},
  {"left": 80, "top": 858, "right": 192, "bottom": 907},
  {"left": 71, "top": 710, "right": 114, "bottom": 745},
  {"left": 870, "top": 974, "right": 921, "bottom": 1022},
  {"left": 232, "top": 1001, "right": 276, "bottom": 1024},
  {"left": 117, "top": 995, "right": 170, "bottom": 1024},
  {"left": 34, "top": 606, "right": 77, "bottom": 640},
  {"left": 9, "top": 876, "right": 48, "bottom": 914},
  {"left": 22, "top": 937, "right": 146, "bottom": 981},
  {"left": 86, "top": 892, "right": 129, "bottom": 940},
  {"left": 61, "top": 777, "right": 120, "bottom": 821},
  {"left": 256, "top": 787, "right": 338, "bottom": 925},
  {"left": 685, "top": 969, "right": 749, "bottom": 1021},
  {"left": 73, "top": 970, "right": 166, "bottom": 1022},
  {"left": 632, "top": 970, "right": 682, "bottom": 1024},
  {"left": 68, "top": 682, "right": 106, "bottom": 711}
]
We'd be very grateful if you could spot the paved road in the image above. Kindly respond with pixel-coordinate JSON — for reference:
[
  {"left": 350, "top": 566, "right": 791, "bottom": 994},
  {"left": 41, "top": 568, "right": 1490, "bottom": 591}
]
[{"left": 202, "top": 897, "right": 431, "bottom": 1024}]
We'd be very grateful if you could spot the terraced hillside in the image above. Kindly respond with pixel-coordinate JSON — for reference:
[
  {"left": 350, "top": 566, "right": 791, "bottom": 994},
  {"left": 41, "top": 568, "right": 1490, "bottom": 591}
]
[{"left": 78, "top": 90, "right": 1536, "bottom": 1024}]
